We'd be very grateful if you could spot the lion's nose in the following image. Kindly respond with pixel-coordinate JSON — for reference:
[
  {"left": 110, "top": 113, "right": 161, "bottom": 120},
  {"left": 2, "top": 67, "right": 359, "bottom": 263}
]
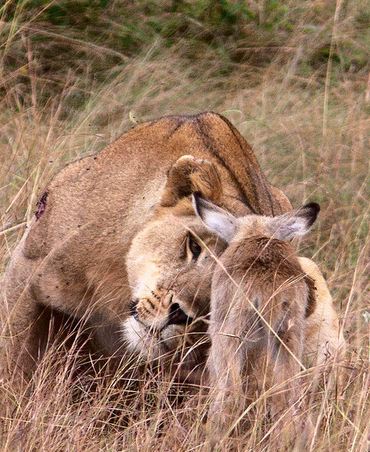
[{"left": 167, "top": 303, "right": 193, "bottom": 326}]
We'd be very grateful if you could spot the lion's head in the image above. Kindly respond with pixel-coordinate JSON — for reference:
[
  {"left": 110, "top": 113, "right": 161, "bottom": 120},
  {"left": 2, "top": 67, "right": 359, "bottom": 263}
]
[{"left": 123, "top": 156, "right": 229, "bottom": 367}]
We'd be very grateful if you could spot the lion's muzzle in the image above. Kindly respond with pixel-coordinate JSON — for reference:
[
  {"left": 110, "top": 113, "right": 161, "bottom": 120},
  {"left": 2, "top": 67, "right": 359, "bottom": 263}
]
[{"left": 129, "top": 290, "right": 194, "bottom": 332}]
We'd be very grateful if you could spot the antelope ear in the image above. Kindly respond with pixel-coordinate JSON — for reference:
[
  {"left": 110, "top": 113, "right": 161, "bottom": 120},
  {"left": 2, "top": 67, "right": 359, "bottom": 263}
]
[
  {"left": 192, "top": 193, "right": 238, "bottom": 243},
  {"left": 268, "top": 202, "right": 320, "bottom": 240},
  {"left": 160, "top": 155, "right": 222, "bottom": 207}
]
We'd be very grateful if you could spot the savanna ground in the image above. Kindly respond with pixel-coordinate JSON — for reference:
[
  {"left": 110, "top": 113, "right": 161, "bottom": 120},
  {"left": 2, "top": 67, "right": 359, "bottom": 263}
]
[{"left": 0, "top": 1, "right": 369, "bottom": 450}]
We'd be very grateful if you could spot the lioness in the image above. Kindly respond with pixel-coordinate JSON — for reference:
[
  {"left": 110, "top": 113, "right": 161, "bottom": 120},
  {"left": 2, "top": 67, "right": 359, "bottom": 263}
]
[{"left": 1, "top": 112, "right": 291, "bottom": 386}]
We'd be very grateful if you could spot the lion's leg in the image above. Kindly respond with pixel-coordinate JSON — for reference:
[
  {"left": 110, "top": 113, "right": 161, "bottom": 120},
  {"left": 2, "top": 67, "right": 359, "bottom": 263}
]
[
  {"left": 298, "top": 257, "right": 346, "bottom": 368},
  {"left": 297, "top": 257, "right": 347, "bottom": 439},
  {"left": 1, "top": 282, "right": 46, "bottom": 374},
  {"left": 0, "top": 282, "right": 45, "bottom": 418},
  {"left": 0, "top": 240, "right": 54, "bottom": 397}
]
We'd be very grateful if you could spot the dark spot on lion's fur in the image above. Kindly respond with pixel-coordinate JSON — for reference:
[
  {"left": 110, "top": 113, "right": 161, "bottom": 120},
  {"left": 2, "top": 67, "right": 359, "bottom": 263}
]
[{"left": 35, "top": 191, "right": 48, "bottom": 220}]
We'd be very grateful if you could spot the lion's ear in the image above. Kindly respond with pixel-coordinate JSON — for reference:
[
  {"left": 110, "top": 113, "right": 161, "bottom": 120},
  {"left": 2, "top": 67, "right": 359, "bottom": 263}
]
[{"left": 160, "top": 155, "right": 222, "bottom": 207}]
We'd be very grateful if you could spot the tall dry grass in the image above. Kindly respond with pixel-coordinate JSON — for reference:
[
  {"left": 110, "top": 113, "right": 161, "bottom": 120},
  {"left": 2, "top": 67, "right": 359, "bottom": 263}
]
[{"left": 0, "top": 1, "right": 369, "bottom": 450}]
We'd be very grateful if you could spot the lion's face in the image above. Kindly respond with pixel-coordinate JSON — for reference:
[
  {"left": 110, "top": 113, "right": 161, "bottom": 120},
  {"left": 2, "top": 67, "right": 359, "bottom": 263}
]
[{"left": 124, "top": 203, "right": 226, "bottom": 362}]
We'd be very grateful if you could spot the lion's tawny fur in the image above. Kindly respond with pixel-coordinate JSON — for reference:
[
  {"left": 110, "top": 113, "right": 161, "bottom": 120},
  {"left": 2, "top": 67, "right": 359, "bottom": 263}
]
[{"left": 1, "top": 112, "right": 291, "bottom": 388}]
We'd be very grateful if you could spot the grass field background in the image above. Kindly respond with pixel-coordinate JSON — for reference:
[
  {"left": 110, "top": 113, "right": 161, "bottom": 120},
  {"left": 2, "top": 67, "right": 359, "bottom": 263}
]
[{"left": 0, "top": 1, "right": 369, "bottom": 450}]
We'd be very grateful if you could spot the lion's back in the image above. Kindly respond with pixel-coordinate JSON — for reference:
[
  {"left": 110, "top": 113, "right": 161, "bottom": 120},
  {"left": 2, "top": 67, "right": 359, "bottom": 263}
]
[{"left": 22, "top": 112, "right": 288, "bottom": 261}]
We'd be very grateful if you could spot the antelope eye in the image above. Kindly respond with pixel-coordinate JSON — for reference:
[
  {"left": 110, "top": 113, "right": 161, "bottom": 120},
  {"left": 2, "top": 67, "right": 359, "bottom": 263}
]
[{"left": 188, "top": 234, "right": 202, "bottom": 260}]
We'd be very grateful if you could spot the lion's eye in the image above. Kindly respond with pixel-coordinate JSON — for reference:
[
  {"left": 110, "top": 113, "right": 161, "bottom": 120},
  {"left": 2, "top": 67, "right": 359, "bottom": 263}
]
[{"left": 188, "top": 234, "right": 202, "bottom": 260}]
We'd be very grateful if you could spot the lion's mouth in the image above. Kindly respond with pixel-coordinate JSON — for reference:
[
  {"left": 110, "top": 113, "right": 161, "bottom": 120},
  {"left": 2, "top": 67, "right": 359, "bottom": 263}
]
[
  {"left": 122, "top": 316, "right": 188, "bottom": 358},
  {"left": 168, "top": 303, "right": 194, "bottom": 326},
  {"left": 129, "top": 298, "right": 194, "bottom": 330}
]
